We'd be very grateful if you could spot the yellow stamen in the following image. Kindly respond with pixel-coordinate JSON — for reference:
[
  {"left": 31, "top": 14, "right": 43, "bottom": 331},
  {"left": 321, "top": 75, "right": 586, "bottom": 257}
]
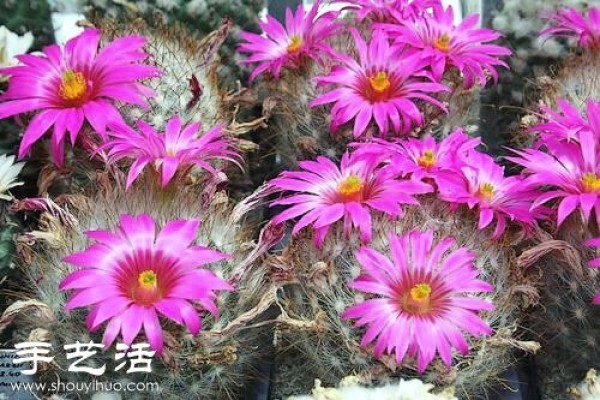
[
  {"left": 417, "top": 149, "right": 436, "bottom": 168},
  {"left": 478, "top": 183, "right": 495, "bottom": 201},
  {"left": 409, "top": 283, "right": 432, "bottom": 303},
  {"left": 402, "top": 283, "right": 433, "bottom": 314},
  {"left": 338, "top": 175, "right": 364, "bottom": 199},
  {"left": 287, "top": 35, "right": 303, "bottom": 53},
  {"left": 582, "top": 172, "right": 600, "bottom": 192},
  {"left": 59, "top": 70, "right": 87, "bottom": 102},
  {"left": 369, "top": 71, "right": 391, "bottom": 93},
  {"left": 138, "top": 270, "right": 158, "bottom": 290},
  {"left": 434, "top": 33, "right": 452, "bottom": 52}
]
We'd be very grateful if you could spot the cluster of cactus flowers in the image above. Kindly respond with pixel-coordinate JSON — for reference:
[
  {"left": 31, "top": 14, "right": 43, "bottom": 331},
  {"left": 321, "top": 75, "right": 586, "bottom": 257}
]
[
  {"left": 2, "top": 1, "right": 600, "bottom": 399},
  {"left": 236, "top": 0, "right": 600, "bottom": 398},
  {"left": 239, "top": 0, "right": 516, "bottom": 383},
  {"left": 0, "top": 29, "right": 243, "bottom": 355},
  {"left": 0, "top": 14, "right": 282, "bottom": 400}
]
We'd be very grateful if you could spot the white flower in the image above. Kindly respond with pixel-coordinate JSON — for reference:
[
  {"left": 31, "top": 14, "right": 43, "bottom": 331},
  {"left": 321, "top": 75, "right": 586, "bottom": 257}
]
[
  {"left": 288, "top": 377, "right": 457, "bottom": 400},
  {"left": 0, "top": 26, "right": 33, "bottom": 70},
  {"left": 50, "top": 13, "right": 85, "bottom": 45},
  {"left": 186, "top": 0, "right": 207, "bottom": 16},
  {"left": 156, "top": 0, "right": 180, "bottom": 11},
  {"left": 572, "top": 369, "right": 600, "bottom": 400},
  {"left": 91, "top": 393, "right": 122, "bottom": 400},
  {"left": 0, "top": 154, "right": 25, "bottom": 201}
]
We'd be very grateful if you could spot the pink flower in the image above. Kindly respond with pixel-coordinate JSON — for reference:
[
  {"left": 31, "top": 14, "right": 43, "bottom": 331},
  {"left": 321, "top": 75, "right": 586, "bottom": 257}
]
[
  {"left": 532, "top": 98, "right": 597, "bottom": 148},
  {"left": 381, "top": 5, "right": 510, "bottom": 88},
  {"left": 0, "top": 29, "right": 160, "bottom": 166},
  {"left": 343, "top": 229, "right": 494, "bottom": 372},
  {"left": 333, "top": 0, "right": 439, "bottom": 23},
  {"left": 269, "top": 152, "right": 432, "bottom": 246},
  {"left": 103, "top": 116, "right": 241, "bottom": 189},
  {"left": 542, "top": 7, "right": 600, "bottom": 49},
  {"left": 507, "top": 129, "right": 600, "bottom": 227},
  {"left": 438, "top": 151, "right": 540, "bottom": 238},
  {"left": 60, "top": 214, "right": 232, "bottom": 354},
  {"left": 587, "top": 237, "right": 600, "bottom": 303},
  {"left": 238, "top": 0, "right": 340, "bottom": 81},
  {"left": 391, "top": 129, "right": 480, "bottom": 184},
  {"left": 310, "top": 29, "right": 448, "bottom": 138}
]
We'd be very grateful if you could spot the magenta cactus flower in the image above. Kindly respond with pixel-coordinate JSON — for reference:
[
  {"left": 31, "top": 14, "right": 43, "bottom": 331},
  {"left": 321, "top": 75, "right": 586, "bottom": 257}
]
[
  {"left": 269, "top": 152, "right": 433, "bottom": 246},
  {"left": 103, "top": 116, "right": 241, "bottom": 189},
  {"left": 438, "top": 151, "right": 540, "bottom": 238},
  {"left": 310, "top": 29, "right": 448, "bottom": 138},
  {"left": 60, "top": 214, "right": 232, "bottom": 354},
  {"left": 508, "top": 129, "right": 600, "bottom": 227},
  {"left": 0, "top": 29, "right": 160, "bottom": 166},
  {"left": 392, "top": 129, "right": 480, "bottom": 184},
  {"left": 381, "top": 5, "right": 510, "bottom": 88},
  {"left": 237, "top": 0, "right": 341, "bottom": 81},
  {"left": 343, "top": 229, "right": 494, "bottom": 372},
  {"left": 532, "top": 98, "right": 597, "bottom": 148},
  {"left": 333, "top": 0, "right": 438, "bottom": 23},
  {"left": 542, "top": 6, "right": 600, "bottom": 49}
]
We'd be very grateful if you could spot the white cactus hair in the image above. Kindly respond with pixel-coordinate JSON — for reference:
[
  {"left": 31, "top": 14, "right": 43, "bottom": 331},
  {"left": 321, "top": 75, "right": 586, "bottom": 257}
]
[
  {"left": 97, "top": 15, "right": 228, "bottom": 129},
  {"left": 267, "top": 196, "right": 539, "bottom": 398}
]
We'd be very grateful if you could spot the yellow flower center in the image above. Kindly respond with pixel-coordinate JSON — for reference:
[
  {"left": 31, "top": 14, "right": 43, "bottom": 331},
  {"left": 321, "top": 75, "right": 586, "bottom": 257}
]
[
  {"left": 582, "top": 172, "right": 600, "bottom": 192},
  {"left": 138, "top": 270, "right": 158, "bottom": 290},
  {"left": 369, "top": 71, "right": 391, "bottom": 93},
  {"left": 287, "top": 35, "right": 303, "bottom": 53},
  {"left": 410, "top": 283, "right": 432, "bottom": 303},
  {"left": 434, "top": 33, "right": 452, "bottom": 52},
  {"left": 338, "top": 175, "right": 364, "bottom": 200},
  {"left": 402, "top": 283, "right": 433, "bottom": 314},
  {"left": 59, "top": 70, "right": 88, "bottom": 102},
  {"left": 417, "top": 150, "right": 436, "bottom": 168},
  {"left": 478, "top": 183, "right": 495, "bottom": 201}
]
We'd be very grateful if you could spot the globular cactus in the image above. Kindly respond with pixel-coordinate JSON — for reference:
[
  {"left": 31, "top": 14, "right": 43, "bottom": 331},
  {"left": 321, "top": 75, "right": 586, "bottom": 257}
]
[
  {"left": 0, "top": 0, "right": 52, "bottom": 50},
  {"left": 85, "top": 0, "right": 266, "bottom": 85},
  {"left": 0, "top": 11, "right": 276, "bottom": 400},
  {"left": 505, "top": 5, "right": 600, "bottom": 398},
  {"left": 7, "top": 178, "right": 272, "bottom": 400},
  {"left": 266, "top": 197, "right": 535, "bottom": 399}
]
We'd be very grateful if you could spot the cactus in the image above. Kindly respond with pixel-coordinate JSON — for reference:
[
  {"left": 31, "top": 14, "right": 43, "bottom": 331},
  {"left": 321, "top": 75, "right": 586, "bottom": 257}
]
[
  {"left": 266, "top": 197, "right": 535, "bottom": 399},
  {"left": 85, "top": 0, "right": 266, "bottom": 85},
  {"left": 0, "top": 14, "right": 273, "bottom": 399},
  {"left": 0, "top": 0, "right": 53, "bottom": 50},
  {"left": 514, "top": 35, "right": 600, "bottom": 399},
  {"left": 9, "top": 180, "right": 271, "bottom": 399}
]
